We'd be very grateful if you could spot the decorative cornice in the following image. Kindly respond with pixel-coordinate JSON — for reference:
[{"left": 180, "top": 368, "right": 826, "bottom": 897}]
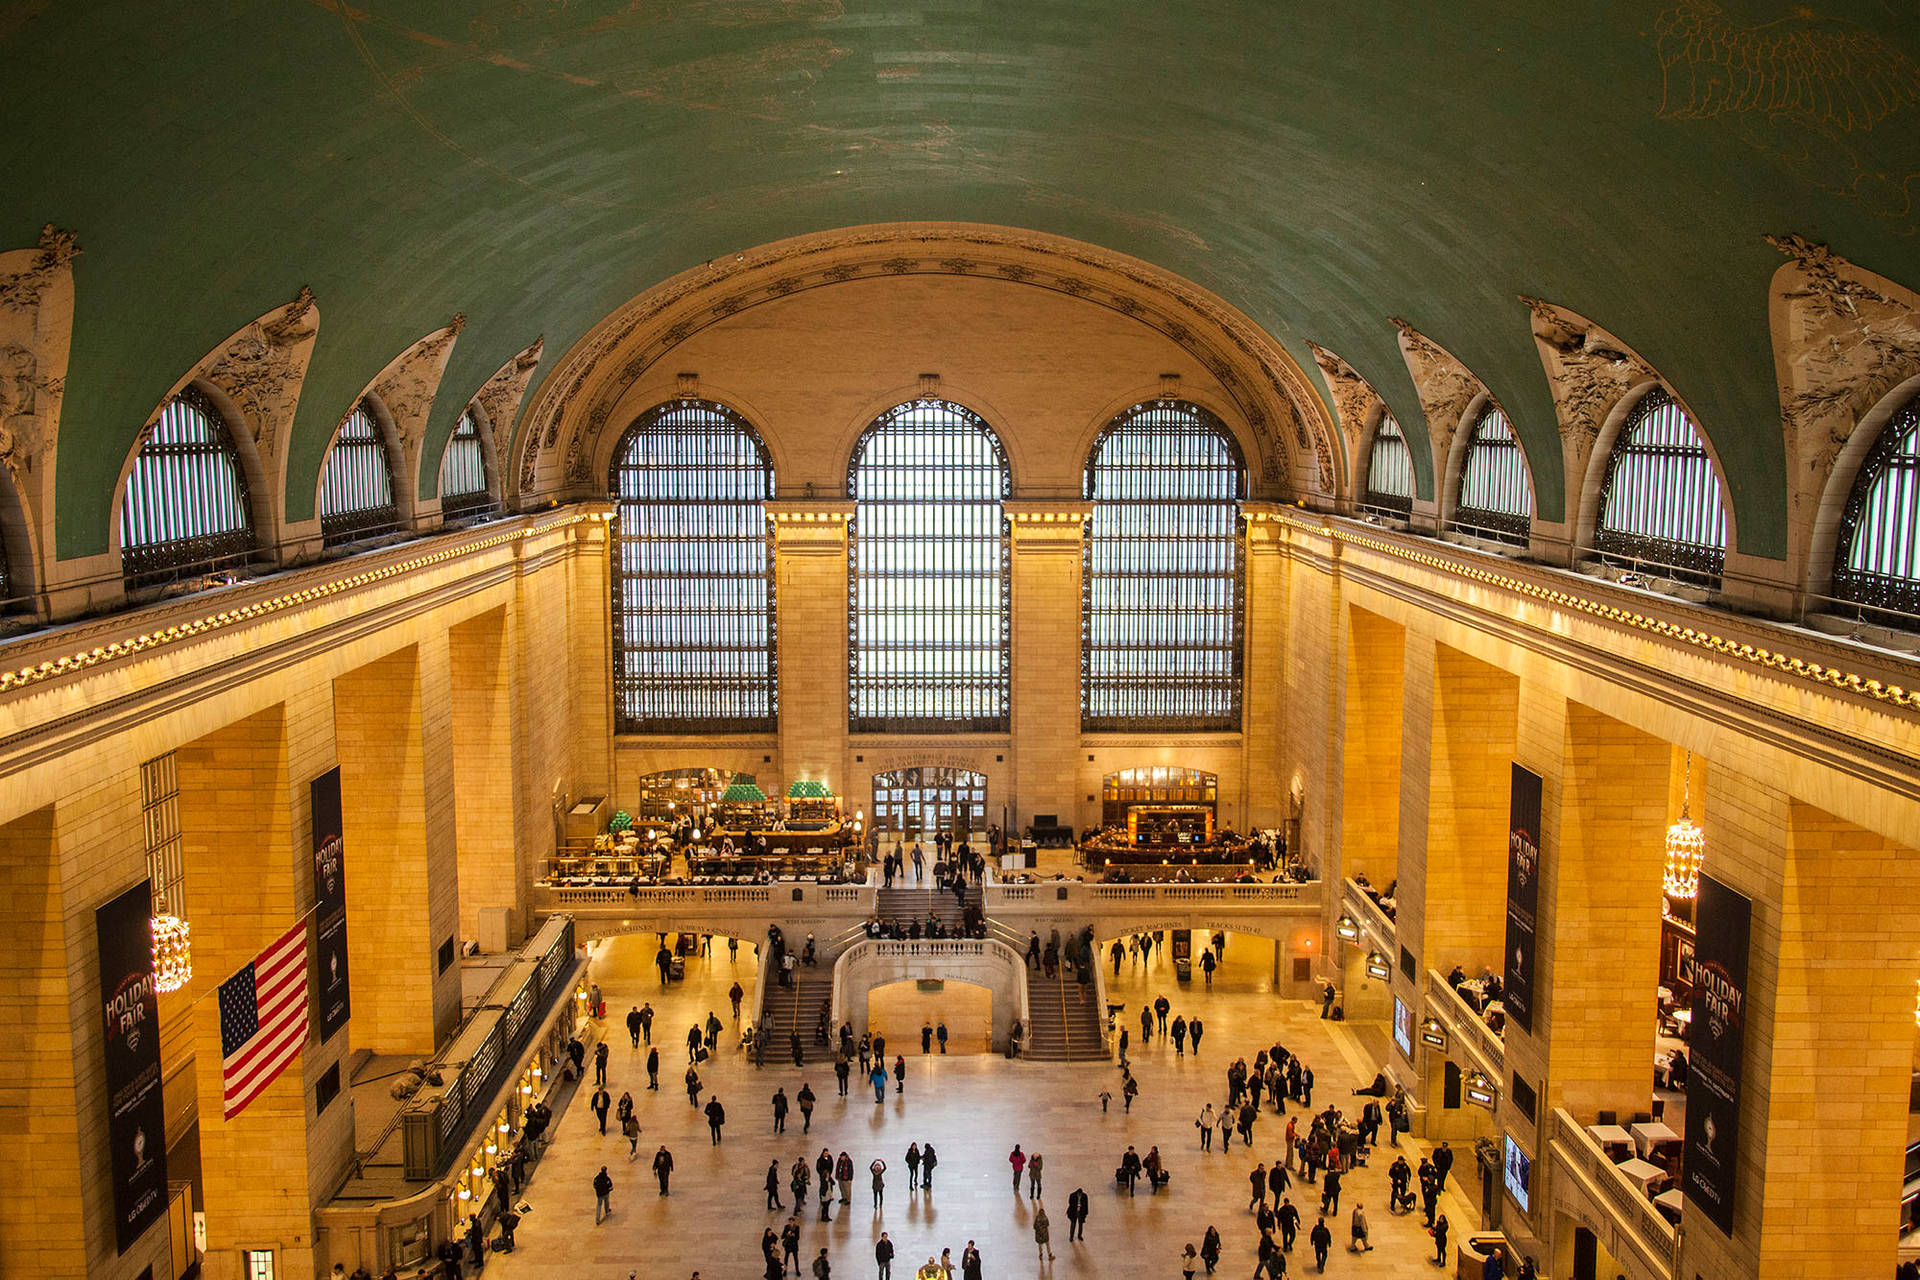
[
  {"left": 1004, "top": 502, "right": 1092, "bottom": 524},
  {"left": 1286, "top": 509, "right": 1916, "bottom": 711},
  {"left": 0, "top": 511, "right": 607, "bottom": 695},
  {"left": 765, "top": 501, "right": 855, "bottom": 524}
]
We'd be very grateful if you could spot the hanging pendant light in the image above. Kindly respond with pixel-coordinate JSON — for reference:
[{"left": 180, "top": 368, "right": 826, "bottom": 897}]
[
  {"left": 151, "top": 894, "right": 193, "bottom": 993},
  {"left": 1662, "top": 753, "right": 1705, "bottom": 900}
]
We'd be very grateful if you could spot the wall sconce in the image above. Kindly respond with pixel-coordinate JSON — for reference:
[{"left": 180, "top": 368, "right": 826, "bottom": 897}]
[
  {"left": 1336, "top": 915, "right": 1360, "bottom": 942},
  {"left": 1420, "top": 1017, "right": 1448, "bottom": 1049},
  {"left": 1463, "top": 1071, "right": 1497, "bottom": 1109},
  {"left": 1366, "top": 952, "right": 1391, "bottom": 980}
]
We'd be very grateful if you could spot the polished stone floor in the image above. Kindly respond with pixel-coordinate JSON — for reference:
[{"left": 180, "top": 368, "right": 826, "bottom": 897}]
[{"left": 484, "top": 931, "right": 1495, "bottom": 1280}]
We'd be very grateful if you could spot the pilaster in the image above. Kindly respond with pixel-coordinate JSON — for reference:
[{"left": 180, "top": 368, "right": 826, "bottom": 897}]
[
  {"left": 1241, "top": 509, "right": 1286, "bottom": 829},
  {"left": 1006, "top": 502, "right": 1089, "bottom": 827},
  {"left": 768, "top": 502, "right": 853, "bottom": 792}
]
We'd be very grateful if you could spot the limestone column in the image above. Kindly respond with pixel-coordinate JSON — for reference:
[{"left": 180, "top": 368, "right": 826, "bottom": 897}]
[
  {"left": 567, "top": 509, "right": 616, "bottom": 800},
  {"left": 334, "top": 643, "right": 461, "bottom": 1054},
  {"left": 179, "top": 699, "right": 355, "bottom": 1280},
  {"left": 768, "top": 502, "right": 852, "bottom": 797},
  {"left": 1418, "top": 643, "right": 1517, "bottom": 976},
  {"left": 1530, "top": 701, "right": 1667, "bottom": 1118},
  {"left": 1339, "top": 606, "right": 1406, "bottom": 884},
  {"left": 1241, "top": 510, "right": 1286, "bottom": 829},
  {"left": 0, "top": 804, "right": 89, "bottom": 1279},
  {"left": 1390, "top": 630, "right": 1436, "bottom": 978},
  {"left": 1680, "top": 767, "right": 1920, "bottom": 1280},
  {"left": 1006, "top": 502, "right": 1088, "bottom": 828},
  {"left": 450, "top": 605, "right": 524, "bottom": 948}
]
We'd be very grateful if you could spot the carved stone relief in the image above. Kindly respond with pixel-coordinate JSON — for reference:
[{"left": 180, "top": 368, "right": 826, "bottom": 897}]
[
  {"left": 470, "top": 336, "right": 544, "bottom": 477},
  {"left": 0, "top": 226, "right": 79, "bottom": 498},
  {"left": 1306, "top": 341, "right": 1384, "bottom": 493},
  {"left": 1390, "top": 318, "right": 1487, "bottom": 473},
  {"left": 1768, "top": 234, "right": 1920, "bottom": 534},
  {"left": 1519, "top": 297, "right": 1661, "bottom": 506},
  {"left": 361, "top": 318, "right": 465, "bottom": 500},
  {"left": 198, "top": 287, "right": 319, "bottom": 476},
  {"left": 515, "top": 225, "right": 1340, "bottom": 506}
]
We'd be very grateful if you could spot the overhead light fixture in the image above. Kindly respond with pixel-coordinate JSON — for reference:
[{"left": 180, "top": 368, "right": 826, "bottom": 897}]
[
  {"left": 151, "top": 897, "right": 193, "bottom": 994},
  {"left": 1663, "top": 752, "right": 1706, "bottom": 900},
  {"left": 1420, "top": 1017, "right": 1448, "bottom": 1049},
  {"left": 1366, "top": 952, "right": 1391, "bottom": 980},
  {"left": 1336, "top": 915, "right": 1360, "bottom": 942}
]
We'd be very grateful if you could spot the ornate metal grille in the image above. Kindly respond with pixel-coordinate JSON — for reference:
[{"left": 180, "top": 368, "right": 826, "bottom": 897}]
[
  {"left": 871, "top": 767, "right": 988, "bottom": 839},
  {"left": 439, "top": 410, "right": 497, "bottom": 519},
  {"left": 848, "top": 400, "right": 1011, "bottom": 734},
  {"left": 119, "top": 387, "right": 255, "bottom": 586},
  {"left": 1082, "top": 400, "right": 1244, "bottom": 731},
  {"left": 1363, "top": 414, "right": 1415, "bottom": 515},
  {"left": 1453, "top": 405, "right": 1533, "bottom": 546},
  {"left": 609, "top": 400, "right": 776, "bottom": 734},
  {"left": 1834, "top": 392, "right": 1920, "bottom": 620},
  {"left": 1593, "top": 388, "right": 1727, "bottom": 586},
  {"left": 319, "top": 401, "right": 400, "bottom": 546}
]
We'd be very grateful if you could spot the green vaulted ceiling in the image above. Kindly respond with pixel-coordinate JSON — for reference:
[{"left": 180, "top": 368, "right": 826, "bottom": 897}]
[{"left": 6, "top": 0, "right": 1920, "bottom": 559}]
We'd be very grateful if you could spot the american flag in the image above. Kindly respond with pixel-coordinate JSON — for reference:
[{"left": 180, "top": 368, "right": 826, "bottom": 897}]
[{"left": 218, "top": 921, "right": 310, "bottom": 1120}]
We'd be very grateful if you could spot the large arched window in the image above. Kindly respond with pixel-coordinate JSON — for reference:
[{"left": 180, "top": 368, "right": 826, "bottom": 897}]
[
  {"left": 1083, "top": 400, "right": 1244, "bottom": 731},
  {"left": 439, "top": 409, "right": 497, "bottom": 519},
  {"left": 1452, "top": 404, "right": 1533, "bottom": 546},
  {"left": 609, "top": 400, "right": 776, "bottom": 733},
  {"left": 1833, "top": 391, "right": 1920, "bottom": 619},
  {"left": 120, "top": 387, "right": 255, "bottom": 586},
  {"left": 1363, "top": 414, "right": 1415, "bottom": 515},
  {"left": 848, "top": 400, "right": 1010, "bottom": 734},
  {"left": 318, "top": 400, "right": 400, "bottom": 546},
  {"left": 1594, "top": 388, "right": 1727, "bottom": 586}
]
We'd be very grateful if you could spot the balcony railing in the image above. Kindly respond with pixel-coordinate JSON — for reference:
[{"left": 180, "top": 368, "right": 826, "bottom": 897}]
[
  {"left": 1343, "top": 878, "right": 1397, "bottom": 948},
  {"left": 1423, "top": 968, "right": 1506, "bottom": 1077},
  {"left": 984, "top": 879, "right": 1320, "bottom": 910},
  {"left": 1547, "top": 1107, "right": 1677, "bottom": 1279}
]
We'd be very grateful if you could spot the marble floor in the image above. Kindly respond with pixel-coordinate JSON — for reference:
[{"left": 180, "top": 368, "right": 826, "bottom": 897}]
[{"left": 483, "top": 932, "right": 1496, "bottom": 1280}]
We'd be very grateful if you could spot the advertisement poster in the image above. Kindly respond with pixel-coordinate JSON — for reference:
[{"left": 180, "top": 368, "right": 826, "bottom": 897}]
[
  {"left": 1685, "top": 872, "right": 1751, "bottom": 1237},
  {"left": 1502, "top": 763, "right": 1543, "bottom": 1034},
  {"left": 95, "top": 879, "right": 169, "bottom": 1253},
  {"left": 310, "top": 767, "right": 351, "bottom": 1043},
  {"left": 1392, "top": 996, "right": 1414, "bottom": 1060}
]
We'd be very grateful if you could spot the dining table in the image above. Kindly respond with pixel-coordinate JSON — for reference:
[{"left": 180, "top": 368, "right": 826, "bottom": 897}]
[
  {"left": 1615, "top": 1157, "right": 1668, "bottom": 1194},
  {"left": 1631, "top": 1120, "right": 1679, "bottom": 1157}
]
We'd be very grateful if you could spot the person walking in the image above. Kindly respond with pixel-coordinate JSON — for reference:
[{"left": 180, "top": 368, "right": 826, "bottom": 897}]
[
  {"left": 627, "top": 1005, "right": 643, "bottom": 1047},
  {"left": 652, "top": 1144, "right": 674, "bottom": 1195},
  {"left": 1181, "top": 1243, "right": 1199, "bottom": 1280},
  {"left": 837, "top": 1151, "right": 854, "bottom": 1205},
  {"left": 1033, "top": 1203, "right": 1054, "bottom": 1262},
  {"left": 772, "top": 1087, "right": 789, "bottom": 1133},
  {"left": 646, "top": 1046, "right": 660, "bottom": 1090},
  {"left": 920, "top": 1143, "right": 938, "bottom": 1190},
  {"left": 1199, "top": 1226, "right": 1221, "bottom": 1275},
  {"left": 1349, "top": 1202, "right": 1372, "bottom": 1253},
  {"left": 1250, "top": 1161, "right": 1269, "bottom": 1211},
  {"left": 922, "top": 1019, "right": 935, "bottom": 1054},
  {"left": 621, "top": 1109, "right": 640, "bottom": 1159},
  {"left": 798, "top": 1082, "right": 817, "bottom": 1132},
  {"left": 766, "top": 1158, "right": 784, "bottom": 1210},
  {"left": 870, "top": 1062, "right": 888, "bottom": 1103},
  {"left": 1154, "top": 994, "right": 1170, "bottom": 1033},
  {"left": 1200, "top": 948, "right": 1216, "bottom": 986},
  {"left": 687, "top": 1022, "right": 703, "bottom": 1063},
  {"left": 905, "top": 1142, "right": 922, "bottom": 1189},
  {"left": 791, "top": 1162, "right": 811, "bottom": 1216},
  {"left": 836, "top": 1051, "right": 852, "bottom": 1098},
  {"left": 1065, "top": 1187, "right": 1088, "bottom": 1241},
  {"left": 593, "top": 1165, "right": 613, "bottom": 1224},
  {"left": 1277, "top": 1197, "right": 1300, "bottom": 1252},
  {"left": 893, "top": 1054, "right": 906, "bottom": 1095},
  {"left": 875, "top": 1233, "right": 895, "bottom": 1280},
  {"left": 1309, "top": 1216, "right": 1332, "bottom": 1272},
  {"left": 1009, "top": 1145, "right": 1026, "bottom": 1193},
  {"left": 1189, "top": 1016, "right": 1204, "bottom": 1053},
  {"left": 961, "top": 1241, "right": 982, "bottom": 1280},
  {"left": 685, "top": 1064, "right": 702, "bottom": 1108},
  {"left": 870, "top": 1156, "right": 888, "bottom": 1207},
  {"left": 1433, "top": 1141, "right": 1454, "bottom": 1192},
  {"left": 594, "top": 1040, "right": 609, "bottom": 1086},
  {"left": 591, "top": 1085, "right": 611, "bottom": 1134},
  {"left": 1027, "top": 1151, "right": 1044, "bottom": 1198},
  {"left": 762, "top": 1227, "right": 782, "bottom": 1280},
  {"left": 639, "top": 1001, "right": 654, "bottom": 1044},
  {"left": 730, "top": 981, "right": 745, "bottom": 1018},
  {"left": 705, "top": 1095, "right": 726, "bottom": 1144},
  {"left": 1171, "top": 1015, "right": 1187, "bottom": 1055},
  {"left": 1321, "top": 1165, "right": 1342, "bottom": 1216},
  {"left": 936, "top": 1021, "right": 948, "bottom": 1053},
  {"left": 1198, "top": 1103, "right": 1216, "bottom": 1150}
]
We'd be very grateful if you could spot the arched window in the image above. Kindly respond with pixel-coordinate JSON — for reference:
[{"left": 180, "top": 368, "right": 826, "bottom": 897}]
[
  {"left": 1083, "top": 400, "right": 1244, "bottom": 731},
  {"left": 1363, "top": 414, "right": 1415, "bottom": 515},
  {"left": 439, "top": 409, "right": 496, "bottom": 519},
  {"left": 1594, "top": 388, "right": 1727, "bottom": 586},
  {"left": 849, "top": 400, "right": 1010, "bottom": 734},
  {"left": 1833, "top": 392, "right": 1920, "bottom": 619},
  {"left": 120, "top": 387, "right": 254, "bottom": 586},
  {"left": 319, "top": 401, "right": 400, "bottom": 546},
  {"left": 1453, "top": 405, "right": 1533, "bottom": 546},
  {"left": 609, "top": 400, "right": 777, "bottom": 733}
]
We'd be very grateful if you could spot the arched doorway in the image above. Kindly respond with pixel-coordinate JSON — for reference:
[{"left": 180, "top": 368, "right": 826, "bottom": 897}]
[
  {"left": 865, "top": 978, "right": 994, "bottom": 1054},
  {"left": 871, "top": 767, "right": 987, "bottom": 839}
]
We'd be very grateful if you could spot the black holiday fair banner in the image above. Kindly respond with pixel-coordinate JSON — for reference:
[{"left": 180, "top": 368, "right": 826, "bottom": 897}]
[
  {"left": 1502, "top": 763, "right": 1543, "bottom": 1035},
  {"left": 1685, "top": 872, "right": 1752, "bottom": 1238},
  {"left": 311, "top": 767, "right": 351, "bottom": 1043},
  {"left": 96, "top": 879, "right": 169, "bottom": 1254}
]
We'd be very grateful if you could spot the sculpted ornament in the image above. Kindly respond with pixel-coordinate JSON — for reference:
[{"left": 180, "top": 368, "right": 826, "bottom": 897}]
[
  {"left": 1390, "top": 317, "right": 1484, "bottom": 462},
  {"left": 1518, "top": 298, "right": 1657, "bottom": 454},
  {"left": 1767, "top": 233, "right": 1920, "bottom": 514},
  {"left": 1306, "top": 340, "right": 1383, "bottom": 457}
]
